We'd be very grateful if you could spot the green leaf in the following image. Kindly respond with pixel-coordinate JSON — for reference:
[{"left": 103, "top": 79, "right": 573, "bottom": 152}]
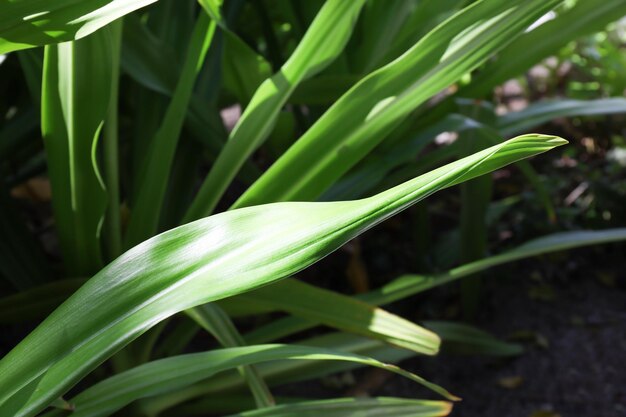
[
  {"left": 124, "top": 14, "right": 217, "bottom": 247},
  {"left": 226, "top": 397, "right": 451, "bottom": 417},
  {"left": 233, "top": 0, "right": 563, "bottom": 208},
  {"left": 42, "top": 344, "right": 455, "bottom": 417},
  {"left": 220, "top": 31, "right": 273, "bottom": 104},
  {"left": 380, "top": 0, "right": 465, "bottom": 65},
  {"left": 197, "top": 0, "right": 225, "bottom": 27},
  {"left": 139, "top": 332, "right": 417, "bottom": 415},
  {"left": 41, "top": 28, "right": 113, "bottom": 275},
  {"left": 243, "top": 227, "right": 626, "bottom": 344},
  {"left": 464, "top": 0, "right": 626, "bottom": 97},
  {"left": 120, "top": 15, "right": 226, "bottom": 156},
  {"left": 0, "top": 134, "right": 564, "bottom": 416},
  {"left": 366, "top": 228, "right": 626, "bottom": 306},
  {"left": 497, "top": 98, "right": 626, "bottom": 136},
  {"left": 236, "top": 279, "right": 439, "bottom": 354},
  {"left": 0, "top": 0, "right": 158, "bottom": 54},
  {"left": 423, "top": 321, "right": 523, "bottom": 356},
  {"left": 187, "top": 304, "right": 275, "bottom": 408},
  {"left": 185, "top": 0, "right": 367, "bottom": 220},
  {"left": 350, "top": 0, "right": 415, "bottom": 73},
  {"left": 322, "top": 115, "right": 469, "bottom": 201}
]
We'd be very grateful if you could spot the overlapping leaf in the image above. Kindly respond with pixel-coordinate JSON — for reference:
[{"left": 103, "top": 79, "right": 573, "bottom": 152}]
[
  {"left": 0, "top": 134, "right": 564, "bottom": 416},
  {"left": 464, "top": 0, "right": 626, "bottom": 97},
  {"left": 241, "top": 227, "right": 626, "bottom": 344},
  {"left": 185, "top": 0, "right": 367, "bottom": 220},
  {"left": 41, "top": 28, "right": 113, "bottom": 275},
  {"left": 41, "top": 344, "right": 454, "bottom": 417},
  {"left": 233, "top": 0, "right": 563, "bottom": 208}
]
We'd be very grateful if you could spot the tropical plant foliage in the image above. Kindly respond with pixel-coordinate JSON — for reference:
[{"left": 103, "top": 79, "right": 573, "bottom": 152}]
[{"left": 0, "top": 1, "right": 624, "bottom": 416}]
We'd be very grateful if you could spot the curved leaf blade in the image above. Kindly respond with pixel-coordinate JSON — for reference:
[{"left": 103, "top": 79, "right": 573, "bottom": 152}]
[
  {"left": 243, "top": 227, "right": 626, "bottom": 344},
  {"left": 233, "top": 0, "right": 563, "bottom": 208},
  {"left": 0, "top": 134, "right": 565, "bottom": 417},
  {"left": 498, "top": 98, "right": 626, "bottom": 136},
  {"left": 464, "top": 0, "right": 626, "bottom": 97},
  {"left": 0, "top": 0, "right": 157, "bottom": 54},
  {"left": 236, "top": 279, "right": 439, "bottom": 354},
  {"left": 185, "top": 0, "right": 367, "bottom": 220},
  {"left": 124, "top": 14, "right": 217, "bottom": 247},
  {"left": 43, "top": 344, "right": 455, "bottom": 417},
  {"left": 226, "top": 397, "right": 452, "bottom": 417}
]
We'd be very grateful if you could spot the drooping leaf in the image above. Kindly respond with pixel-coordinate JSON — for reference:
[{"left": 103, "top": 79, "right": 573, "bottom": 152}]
[
  {"left": 242, "top": 227, "right": 626, "bottom": 344},
  {"left": 0, "top": 134, "right": 564, "bottom": 416},
  {"left": 41, "top": 344, "right": 455, "bottom": 417},
  {"left": 224, "top": 397, "right": 451, "bottom": 417},
  {"left": 423, "top": 321, "right": 523, "bottom": 356},
  {"left": 235, "top": 279, "right": 440, "bottom": 354},
  {"left": 139, "top": 332, "right": 416, "bottom": 415}
]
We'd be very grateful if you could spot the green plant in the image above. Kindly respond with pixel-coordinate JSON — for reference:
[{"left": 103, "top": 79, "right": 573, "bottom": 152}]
[{"left": 1, "top": 1, "right": 625, "bottom": 416}]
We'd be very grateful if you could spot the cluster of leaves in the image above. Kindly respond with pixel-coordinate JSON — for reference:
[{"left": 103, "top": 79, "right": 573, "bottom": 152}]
[{"left": 0, "top": 1, "right": 625, "bottom": 416}]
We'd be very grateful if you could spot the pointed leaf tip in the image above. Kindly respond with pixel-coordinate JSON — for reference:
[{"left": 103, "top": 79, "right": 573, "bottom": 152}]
[{"left": 518, "top": 134, "right": 568, "bottom": 146}]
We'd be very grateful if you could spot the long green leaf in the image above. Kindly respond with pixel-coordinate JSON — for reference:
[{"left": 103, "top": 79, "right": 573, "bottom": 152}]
[
  {"left": 498, "top": 98, "right": 626, "bottom": 136},
  {"left": 120, "top": 15, "right": 227, "bottom": 158},
  {"left": 41, "top": 28, "right": 113, "bottom": 275},
  {"left": 350, "top": 0, "right": 414, "bottom": 73},
  {"left": 185, "top": 0, "right": 367, "bottom": 220},
  {"left": 0, "top": 0, "right": 157, "bottom": 54},
  {"left": 0, "top": 134, "right": 564, "bottom": 417},
  {"left": 225, "top": 397, "right": 451, "bottom": 417},
  {"left": 236, "top": 279, "right": 439, "bottom": 354},
  {"left": 464, "top": 0, "right": 626, "bottom": 97},
  {"left": 232, "top": 0, "right": 563, "bottom": 208},
  {"left": 242, "top": 227, "right": 626, "bottom": 344},
  {"left": 162, "top": 396, "right": 447, "bottom": 417},
  {"left": 124, "top": 14, "right": 216, "bottom": 247},
  {"left": 380, "top": 0, "right": 465, "bottom": 66},
  {"left": 139, "top": 332, "right": 416, "bottom": 415},
  {"left": 42, "top": 344, "right": 455, "bottom": 417},
  {"left": 365, "top": 228, "right": 626, "bottom": 306},
  {"left": 423, "top": 321, "right": 522, "bottom": 356}
]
